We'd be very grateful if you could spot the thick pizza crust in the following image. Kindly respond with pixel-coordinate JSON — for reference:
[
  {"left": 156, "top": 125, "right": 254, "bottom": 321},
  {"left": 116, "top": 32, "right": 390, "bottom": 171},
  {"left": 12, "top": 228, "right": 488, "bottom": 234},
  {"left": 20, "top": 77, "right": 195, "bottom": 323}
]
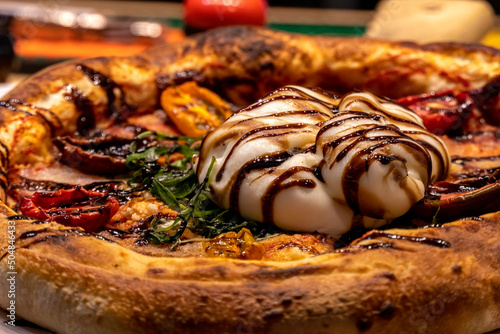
[
  {"left": 1, "top": 26, "right": 500, "bottom": 333},
  {"left": 1, "top": 206, "right": 500, "bottom": 333}
]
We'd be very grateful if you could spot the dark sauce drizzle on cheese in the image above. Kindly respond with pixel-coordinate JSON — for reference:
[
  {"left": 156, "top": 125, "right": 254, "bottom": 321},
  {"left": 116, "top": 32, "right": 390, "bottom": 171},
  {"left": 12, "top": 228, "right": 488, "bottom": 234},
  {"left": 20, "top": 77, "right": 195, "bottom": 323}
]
[
  {"left": 229, "top": 150, "right": 296, "bottom": 210},
  {"left": 215, "top": 123, "right": 311, "bottom": 182},
  {"left": 204, "top": 87, "right": 449, "bottom": 227},
  {"left": 261, "top": 166, "right": 316, "bottom": 223}
]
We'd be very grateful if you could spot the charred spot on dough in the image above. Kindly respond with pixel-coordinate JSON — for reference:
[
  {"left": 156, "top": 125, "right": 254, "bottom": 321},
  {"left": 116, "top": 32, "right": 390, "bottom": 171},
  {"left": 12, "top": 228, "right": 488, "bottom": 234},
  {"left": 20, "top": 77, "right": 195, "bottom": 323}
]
[
  {"left": 290, "top": 293, "right": 304, "bottom": 300},
  {"left": 156, "top": 71, "right": 202, "bottom": 92},
  {"left": 356, "top": 318, "right": 372, "bottom": 331},
  {"left": 209, "top": 265, "right": 229, "bottom": 279},
  {"left": 464, "top": 222, "right": 481, "bottom": 233},
  {"left": 20, "top": 234, "right": 69, "bottom": 250},
  {"left": 280, "top": 298, "right": 292, "bottom": 308},
  {"left": 380, "top": 272, "right": 397, "bottom": 280},
  {"left": 259, "top": 61, "right": 275, "bottom": 72},
  {"left": 451, "top": 265, "right": 462, "bottom": 274},
  {"left": 419, "top": 41, "right": 500, "bottom": 58},
  {"left": 240, "top": 39, "right": 287, "bottom": 65},
  {"left": 200, "top": 295, "right": 209, "bottom": 303},
  {"left": 378, "top": 301, "right": 396, "bottom": 320},
  {"left": 263, "top": 308, "right": 284, "bottom": 321},
  {"left": 61, "top": 242, "right": 79, "bottom": 254},
  {"left": 146, "top": 268, "right": 166, "bottom": 276},
  {"left": 252, "top": 264, "right": 331, "bottom": 279}
]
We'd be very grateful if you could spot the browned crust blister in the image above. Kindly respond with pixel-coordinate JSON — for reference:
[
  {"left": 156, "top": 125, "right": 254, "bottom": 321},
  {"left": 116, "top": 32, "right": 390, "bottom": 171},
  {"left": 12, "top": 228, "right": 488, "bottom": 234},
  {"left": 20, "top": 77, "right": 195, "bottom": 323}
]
[{"left": 1, "top": 26, "right": 500, "bottom": 333}]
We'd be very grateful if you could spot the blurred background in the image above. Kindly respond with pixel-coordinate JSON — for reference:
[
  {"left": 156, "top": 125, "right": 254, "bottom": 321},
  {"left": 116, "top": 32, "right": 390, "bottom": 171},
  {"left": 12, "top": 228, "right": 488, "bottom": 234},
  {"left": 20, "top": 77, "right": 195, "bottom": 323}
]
[{"left": 0, "top": 0, "right": 499, "bottom": 87}]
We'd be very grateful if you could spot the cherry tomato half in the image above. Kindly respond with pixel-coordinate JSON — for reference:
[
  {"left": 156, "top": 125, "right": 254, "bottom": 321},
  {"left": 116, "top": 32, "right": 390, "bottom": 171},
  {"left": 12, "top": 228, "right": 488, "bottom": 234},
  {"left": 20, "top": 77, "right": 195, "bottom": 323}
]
[{"left": 397, "top": 90, "right": 473, "bottom": 135}]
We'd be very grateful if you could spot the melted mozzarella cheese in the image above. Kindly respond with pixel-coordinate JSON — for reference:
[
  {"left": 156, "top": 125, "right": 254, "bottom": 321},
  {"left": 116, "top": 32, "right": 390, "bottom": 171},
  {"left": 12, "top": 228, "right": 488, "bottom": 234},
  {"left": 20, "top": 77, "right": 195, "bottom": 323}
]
[{"left": 197, "top": 86, "right": 450, "bottom": 235}]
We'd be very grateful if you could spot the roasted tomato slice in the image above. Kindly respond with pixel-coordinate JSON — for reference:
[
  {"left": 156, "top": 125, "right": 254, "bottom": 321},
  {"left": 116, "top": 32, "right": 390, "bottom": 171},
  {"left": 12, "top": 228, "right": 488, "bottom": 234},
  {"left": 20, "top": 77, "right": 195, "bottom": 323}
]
[
  {"left": 397, "top": 90, "right": 473, "bottom": 135},
  {"left": 19, "top": 186, "right": 119, "bottom": 232},
  {"left": 54, "top": 135, "right": 158, "bottom": 175},
  {"left": 160, "top": 82, "right": 233, "bottom": 137},
  {"left": 468, "top": 76, "right": 500, "bottom": 125}
]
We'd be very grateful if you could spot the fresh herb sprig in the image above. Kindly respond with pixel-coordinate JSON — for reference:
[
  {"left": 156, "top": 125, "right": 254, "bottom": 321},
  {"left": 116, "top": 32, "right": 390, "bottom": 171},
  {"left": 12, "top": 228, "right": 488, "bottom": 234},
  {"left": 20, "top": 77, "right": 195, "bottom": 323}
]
[{"left": 126, "top": 131, "right": 280, "bottom": 247}]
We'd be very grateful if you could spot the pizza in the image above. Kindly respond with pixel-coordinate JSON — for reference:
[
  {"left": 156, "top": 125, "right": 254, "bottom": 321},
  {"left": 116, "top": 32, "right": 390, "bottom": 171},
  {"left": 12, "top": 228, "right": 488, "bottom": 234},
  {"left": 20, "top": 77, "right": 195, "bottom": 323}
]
[{"left": 1, "top": 26, "right": 500, "bottom": 333}]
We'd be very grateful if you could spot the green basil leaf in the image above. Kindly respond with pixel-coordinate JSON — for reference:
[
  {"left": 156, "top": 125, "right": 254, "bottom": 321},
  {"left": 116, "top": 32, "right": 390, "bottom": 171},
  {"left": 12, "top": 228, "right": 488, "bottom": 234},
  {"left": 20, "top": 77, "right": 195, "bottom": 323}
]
[{"left": 151, "top": 178, "right": 180, "bottom": 211}]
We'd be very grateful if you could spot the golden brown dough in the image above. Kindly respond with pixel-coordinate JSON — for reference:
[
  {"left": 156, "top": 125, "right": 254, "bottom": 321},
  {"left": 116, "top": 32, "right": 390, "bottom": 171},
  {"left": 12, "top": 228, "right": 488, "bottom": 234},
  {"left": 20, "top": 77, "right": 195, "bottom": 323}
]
[
  {"left": 1, "top": 205, "right": 500, "bottom": 333},
  {"left": 1, "top": 26, "right": 500, "bottom": 333}
]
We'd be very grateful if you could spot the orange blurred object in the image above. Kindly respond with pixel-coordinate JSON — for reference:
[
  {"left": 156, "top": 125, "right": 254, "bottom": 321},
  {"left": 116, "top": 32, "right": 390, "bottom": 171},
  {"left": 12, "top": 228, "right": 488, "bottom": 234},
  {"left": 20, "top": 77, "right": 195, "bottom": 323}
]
[
  {"left": 10, "top": 17, "right": 185, "bottom": 60},
  {"left": 15, "top": 40, "right": 149, "bottom": 59}
]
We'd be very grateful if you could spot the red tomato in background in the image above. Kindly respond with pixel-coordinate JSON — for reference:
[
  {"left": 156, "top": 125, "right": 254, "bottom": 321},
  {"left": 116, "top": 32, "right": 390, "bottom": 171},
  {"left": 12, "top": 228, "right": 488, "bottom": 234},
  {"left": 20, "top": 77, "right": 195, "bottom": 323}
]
[{"left": 184, "top": 0, "right": 267, "bottom": 30}]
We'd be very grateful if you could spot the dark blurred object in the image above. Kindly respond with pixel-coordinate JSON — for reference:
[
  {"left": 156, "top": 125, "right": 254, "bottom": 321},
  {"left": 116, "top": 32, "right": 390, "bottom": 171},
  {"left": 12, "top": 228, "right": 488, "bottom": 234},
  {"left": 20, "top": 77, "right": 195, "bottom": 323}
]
[
  {"left": 0, "top": 14, "right": 14, "bottom": 82},
  {"left": 488, "top": 0, "right": 500, "bottom": 13},
  {"left": 183, "top": 0, "right": 267, "bottom": 35}
]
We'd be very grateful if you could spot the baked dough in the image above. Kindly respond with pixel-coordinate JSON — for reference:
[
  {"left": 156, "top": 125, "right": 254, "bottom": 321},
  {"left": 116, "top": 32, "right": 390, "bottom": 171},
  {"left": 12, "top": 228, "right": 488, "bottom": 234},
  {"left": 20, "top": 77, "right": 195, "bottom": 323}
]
[{"left": 1, "top": 26, "right": 500, "bottom": 333}]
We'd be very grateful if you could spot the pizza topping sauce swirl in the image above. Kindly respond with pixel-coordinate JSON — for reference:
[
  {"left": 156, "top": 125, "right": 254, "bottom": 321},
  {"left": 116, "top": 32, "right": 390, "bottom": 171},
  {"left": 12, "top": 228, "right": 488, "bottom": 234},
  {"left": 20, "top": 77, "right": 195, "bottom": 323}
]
[{"left": 197, "top": 86, "right": 450, "bottom": 235}]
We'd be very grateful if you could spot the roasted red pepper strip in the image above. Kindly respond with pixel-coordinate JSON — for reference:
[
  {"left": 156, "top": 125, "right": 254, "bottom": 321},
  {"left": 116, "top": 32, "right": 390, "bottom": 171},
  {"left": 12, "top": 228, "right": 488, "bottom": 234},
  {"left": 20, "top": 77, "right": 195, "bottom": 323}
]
[
  {"left": 468, "top": 76, "right": 500, "bottom": 125},
  {"left": 19, "top": 186, "right": 119, "bottom": 232},
  {"left": 24, "top": 186, "right": 106, "bottom": 209}
]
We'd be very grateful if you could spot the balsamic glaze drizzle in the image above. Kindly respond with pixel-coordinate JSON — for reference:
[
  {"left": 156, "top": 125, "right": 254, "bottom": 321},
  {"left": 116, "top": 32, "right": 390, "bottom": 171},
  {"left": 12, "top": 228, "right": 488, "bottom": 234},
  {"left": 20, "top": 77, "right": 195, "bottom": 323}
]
[
  {"left": 336, "top": 242, "right": 394, "bottom": 253},
  {"left": 215, "top": 123, "right": 310, "bottom": 182},
  {"left": 0, "top": 140, "right": 9, "bottom": 167},
  {"left": 343, "top": 98, "right": 421, "bottom": 127},
  {"left": 7, "top": 214, "right": 35, "bottom": 221},
  {"left": 357, "top": 230, "right": 450, "bottom": 248},
  {"left": 76, "top": 64, "right": 132, "bottom": 122},
  {"left": 0, "top": 228, "right": 86, "bottom": 261},
  {"left": 0, "top": 226, "right": 117, "bottom": 261},
  {"left": 229, "top": 150, "right": 296, "bottom": 210},
  {"left": 261, "top": 166, "right": 316, "bottom": 223},
  {"left": 65, "top": 85, "right": 95, "bottom": 134},
  {"left": 0, "top": 100, "right": 34, "bottom": 116},
  {"left": 334, "top": 228, "right": 450, "bottom": 254}
]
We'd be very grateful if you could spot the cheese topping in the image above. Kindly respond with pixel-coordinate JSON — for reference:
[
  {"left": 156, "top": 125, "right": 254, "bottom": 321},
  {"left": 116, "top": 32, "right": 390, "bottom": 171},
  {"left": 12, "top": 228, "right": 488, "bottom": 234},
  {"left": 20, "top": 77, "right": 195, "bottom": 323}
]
[{"left": 196, "top": 86, "right": 450, "bottom": 235}]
